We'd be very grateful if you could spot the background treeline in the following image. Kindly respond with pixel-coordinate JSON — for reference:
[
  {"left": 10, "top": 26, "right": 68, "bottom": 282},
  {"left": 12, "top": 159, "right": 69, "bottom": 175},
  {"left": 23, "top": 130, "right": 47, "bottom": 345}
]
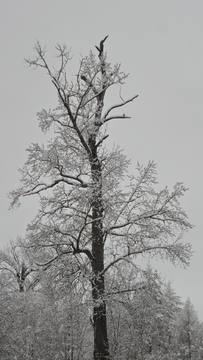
[{"left": 1, "top": 241, "right": 203, "bottom": 360}]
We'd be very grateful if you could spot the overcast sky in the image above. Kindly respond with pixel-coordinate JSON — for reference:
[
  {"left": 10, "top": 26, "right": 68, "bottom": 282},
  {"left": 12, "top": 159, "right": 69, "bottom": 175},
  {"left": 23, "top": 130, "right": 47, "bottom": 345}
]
[{"left": 1, "top": 0, "right": 203, "bottom": 318}]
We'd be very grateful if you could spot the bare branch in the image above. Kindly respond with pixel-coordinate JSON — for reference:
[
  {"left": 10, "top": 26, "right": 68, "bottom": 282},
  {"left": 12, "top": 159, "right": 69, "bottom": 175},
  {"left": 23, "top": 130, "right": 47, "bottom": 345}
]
[
  {"left": 36, "top": 255, "right": 60, "bottom": 267},
  {"left": 102, "top": 95, "right": 139, "bottom": 120},
  {"left": 103, "top": 115, "right": 131, "bottom": 123},
  {"left": 80, "top": 75, "right": 98, "bottom": 95},
  {"left": 21, "top": 177, "right": 88, "bottom": 198},
  {"left": 96, "top": 135, "right": 109, "bottom": 148}
]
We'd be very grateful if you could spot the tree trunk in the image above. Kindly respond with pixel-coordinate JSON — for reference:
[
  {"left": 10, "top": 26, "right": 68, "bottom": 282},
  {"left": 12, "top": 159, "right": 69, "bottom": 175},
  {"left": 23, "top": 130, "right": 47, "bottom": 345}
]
[
  {"left": 90, "top": 140, "right": 110, "bottom": 360},
  {"left": 92, "top": 276, "right": 109, "bottom": 360}
]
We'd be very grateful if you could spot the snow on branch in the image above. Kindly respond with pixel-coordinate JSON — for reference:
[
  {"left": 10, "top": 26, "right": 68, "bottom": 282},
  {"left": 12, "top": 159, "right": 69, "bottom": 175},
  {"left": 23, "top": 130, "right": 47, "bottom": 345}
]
[
  {"left": 101, "top": 241, "right": 192, "bottom": 277},
  {"left": 9, "top": 176, "right": 88, "bottom": 208}
]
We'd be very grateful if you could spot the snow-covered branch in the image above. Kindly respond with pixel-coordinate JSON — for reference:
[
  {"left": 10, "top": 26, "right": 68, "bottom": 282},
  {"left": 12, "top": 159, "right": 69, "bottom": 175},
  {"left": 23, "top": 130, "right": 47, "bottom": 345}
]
[
  {"left": 22, "top": 177, "right": 87, "bottom": 195},
  {"left": 101, "top": 242, "right": 191, "bottom": 277}
]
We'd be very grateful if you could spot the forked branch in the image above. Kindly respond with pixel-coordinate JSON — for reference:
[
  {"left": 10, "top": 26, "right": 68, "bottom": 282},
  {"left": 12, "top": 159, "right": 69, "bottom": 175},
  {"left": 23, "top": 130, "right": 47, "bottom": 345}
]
[{"left": 102, "top": 95, "right": 139, "bottom": 120}]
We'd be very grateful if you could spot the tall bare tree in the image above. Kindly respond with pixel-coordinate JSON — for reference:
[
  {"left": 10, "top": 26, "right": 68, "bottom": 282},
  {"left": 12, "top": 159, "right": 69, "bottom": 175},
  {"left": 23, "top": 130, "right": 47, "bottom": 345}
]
[{"left": 9, "top": 37, "right": 193, "bottom": 360}]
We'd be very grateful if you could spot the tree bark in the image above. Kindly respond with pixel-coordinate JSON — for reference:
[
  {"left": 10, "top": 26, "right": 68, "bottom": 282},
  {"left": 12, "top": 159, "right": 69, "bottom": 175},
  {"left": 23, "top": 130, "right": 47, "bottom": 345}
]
[{"left": 90, "top": 138, "right": 110, "bottom": 360}]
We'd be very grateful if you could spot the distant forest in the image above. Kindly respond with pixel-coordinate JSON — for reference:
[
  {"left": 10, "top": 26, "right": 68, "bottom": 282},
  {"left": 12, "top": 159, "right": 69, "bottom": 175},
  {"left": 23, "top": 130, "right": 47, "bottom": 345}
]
[{"left": 0, "top": 241, "right": 202, "bottom": 360}]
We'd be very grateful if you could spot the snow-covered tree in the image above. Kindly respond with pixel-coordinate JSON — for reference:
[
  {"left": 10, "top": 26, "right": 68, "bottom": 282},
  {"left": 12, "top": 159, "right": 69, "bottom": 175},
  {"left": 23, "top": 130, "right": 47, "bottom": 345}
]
[
  {"left": 0, "top": 263, "right": 93, "bottom": 360},
  {"left": 160, "top": 282, "right": 182, "bottom": 358},
  {"left": 9, "top": 37, "right": 193, "bottom": 360},
  {"left": 177, "top": 298, "right": 203, "bottom": 359},
  {"left": 0, "top": 240, "right": 37, "bottom": 292}
]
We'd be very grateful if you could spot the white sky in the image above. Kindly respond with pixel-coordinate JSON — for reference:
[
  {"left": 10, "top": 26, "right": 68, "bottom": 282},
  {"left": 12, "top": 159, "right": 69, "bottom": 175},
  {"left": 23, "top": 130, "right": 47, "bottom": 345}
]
[{"left": 1, "top": 0, "right": 203, "bottom": 318}]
